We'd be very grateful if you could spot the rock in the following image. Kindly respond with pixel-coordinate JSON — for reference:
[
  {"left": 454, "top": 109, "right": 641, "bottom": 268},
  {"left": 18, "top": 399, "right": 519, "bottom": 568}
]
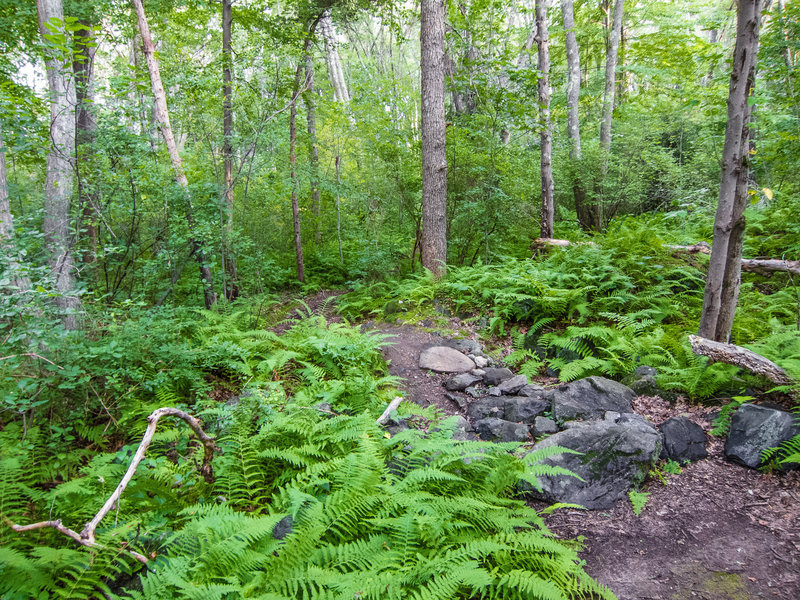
[
  {"left": 466, "top": 397, "right": 507, "bottom": 421},
  {"left": 633, "top": 365, "right": 657, "bottom": 378},
  {"left": 518, "top": 383, "right": 545, "bottom": 398},
  {"left": 444, "top": 372, "right": 483, "bottom": 391},
  {"left": 550, "top": 376, "right": 637, "bottom": 424},
  {"left": 470, "top": 369, "right": 485, "bottom": 377},
  {"left": 488, "top": 387, "right": 502, "bottom": 397},
  {"left": 533, "top": 416, "right": 558, "bottom": 436},
  {"left": 482, "top": 367, "right": 514, "bottom": 386},
  {"left": 473, "top": 355, "right": 489, "bottom": 368},
  {"left": 419, "top": 346, "right": 475, "bottom": 373},
  {"left": 497, "top": 374, "right": 529, "bottom": 395},
  {"left": 464, "top": 386, "right": 482, "bottom": 398},
  {"left": 473, "top": 418, "right": 529, "bottom": 442},
  {"left": 504, "top": 397, "right": 550, "bottom": 423},
  {"left": 660, "top": 416, "right": 708, "bottom": 462},
  {"left": 725, "top": 404, "right": 800, "bottom": 469},
  {"left": 383, "top": 300, "right": 405, "bottom": 315},
  {"left": 625, "top": 365, "right": 665, "bottom": 398},
  {"left": 272, "top": 515, "right": 293, "bottom": 540},
  {"left": 441, "top": 338, "right": 483, "bottom": 356},
  {"left": 441, "top": 415, "right": 476, "bottom": 441},
  {"left": 385, "top": 416, "right": 410, "bottom": 437},
  {"left": 525, "top": 419, "right": 662, "bottom": 509},
  {"left": 445, "top": 392, "right": 470, "bottom": 411}
]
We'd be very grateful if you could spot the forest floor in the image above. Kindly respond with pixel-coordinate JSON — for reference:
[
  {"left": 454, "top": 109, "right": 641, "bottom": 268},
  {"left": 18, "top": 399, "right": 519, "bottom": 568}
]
[{"left": 365, "top": 316, "right": 800, "bottom": 600}]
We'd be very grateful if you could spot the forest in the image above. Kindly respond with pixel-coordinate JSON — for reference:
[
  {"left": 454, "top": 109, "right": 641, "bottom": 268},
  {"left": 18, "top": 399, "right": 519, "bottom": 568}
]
[{"left": 1, "top": 0, "right": 799, "bottom": 598}]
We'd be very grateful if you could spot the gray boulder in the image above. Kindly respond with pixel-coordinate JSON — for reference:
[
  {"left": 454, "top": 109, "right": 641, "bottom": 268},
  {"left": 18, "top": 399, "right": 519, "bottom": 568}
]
[
  {"left": 473, "top": 418, "right": 529, "bottom": 442},
  {"left": 497, "top": 374, "right": 529, "bottom": 395},
  {"left": 525, "top": 418, "right": 661, "bottom": 509},
  {"left": 504, "top": 396, "right": 550, "bottom": 423},
  {"left": 482, "top": 367, "right": 514, "bottom": 386},
  {"left": 419, "top": 346, "right": 475, "bottom": 373},
  {"left": 532, "top": 416, "right": 558, "bottom": 436},
  {"left": 660, "top": 416, "right": 708, "bottom": 462},
  {"left": 725, "top": 404, "right": 800, "bottom": 469},
  {"left": 444, "top": 372, "right": 483, "bottom": 391},
  {"left": 550, "top": 376, "right": 636, "bottom": 424},
  {"left": 442, "top": 338, "right": 483, "bottom": 356},
  {"left": 518, "top": 383, "right": 546, "bottom": 398},
  {"left": 467, "top": 397, "right": 507, "bottom": 421}
]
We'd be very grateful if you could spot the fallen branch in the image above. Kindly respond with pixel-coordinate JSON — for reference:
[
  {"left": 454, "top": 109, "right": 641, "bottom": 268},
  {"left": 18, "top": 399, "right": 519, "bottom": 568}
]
[
  {"left": 376, "top": 396, "right": 404, "bottom": 425},
  {"left": 7, "top": 407, "right": 218, "bottom": 563},
  {"left": 689, "top": 335, "right": 793, "bottom": 386}
]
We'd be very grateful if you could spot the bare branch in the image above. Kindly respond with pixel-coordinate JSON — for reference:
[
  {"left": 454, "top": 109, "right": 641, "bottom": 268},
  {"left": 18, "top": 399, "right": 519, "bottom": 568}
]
[
  {"left": 689, "top": 335, "right": 793, "bottom": 387},
  {"left": 376, "top": 396, "right": 404, "bottom": 425}
]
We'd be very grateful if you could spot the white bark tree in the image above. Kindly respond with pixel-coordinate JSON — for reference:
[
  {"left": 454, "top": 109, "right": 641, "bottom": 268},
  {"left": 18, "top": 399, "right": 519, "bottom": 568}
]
[
  {"left": 0, "top": 123, "right": 31, "bottom": 292},
  {"left": 536, "top": 0, "right": 554, "bottom": 239}
]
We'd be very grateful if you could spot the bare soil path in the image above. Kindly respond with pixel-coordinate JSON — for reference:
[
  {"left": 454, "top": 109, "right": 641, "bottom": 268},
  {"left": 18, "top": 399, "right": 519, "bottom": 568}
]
[{"left": 368, "top": 318, "right": 800, "bottom": 600}]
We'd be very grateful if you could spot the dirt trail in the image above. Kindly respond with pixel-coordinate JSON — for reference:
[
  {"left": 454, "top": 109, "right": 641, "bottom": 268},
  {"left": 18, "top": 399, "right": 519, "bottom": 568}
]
[{"left": 373, "top": 320, "right": 800, "bottom": 600}]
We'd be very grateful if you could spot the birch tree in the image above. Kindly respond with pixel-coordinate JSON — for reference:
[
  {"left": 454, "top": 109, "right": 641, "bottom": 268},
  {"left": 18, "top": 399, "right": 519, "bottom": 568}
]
[
  {"left": 0, "top": 123, "right": 31, "bottom": 293},
  {"left": 536, "top": 0, "right": 554, "bottom": 239},
  {"left": 221, "top": 0, "right": 238, "bottom": 300}
]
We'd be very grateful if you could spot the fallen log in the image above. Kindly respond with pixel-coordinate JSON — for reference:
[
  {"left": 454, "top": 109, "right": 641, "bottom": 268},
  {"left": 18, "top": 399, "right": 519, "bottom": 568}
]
[{"left": 688, "top": 334, "right": 793, "bottom": 387}]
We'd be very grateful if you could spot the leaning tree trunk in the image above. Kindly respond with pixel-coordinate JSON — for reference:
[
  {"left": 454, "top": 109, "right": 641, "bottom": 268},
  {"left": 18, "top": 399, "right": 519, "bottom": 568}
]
[
  {"left": 560, "top": 0, "right": 591, "bottom": 231},
  {"left": 221, "top": 0, "right": 238, "bottom": 300},
  {"left": 37, "top": 0, "right": 81, "bottom": 329},
  {"left": 536, "top": 0, "right": 554, "bottom": 239},
  {"left": 303, "top": 48, "right": 322, "bottom": 245},
  {"left": 600, "top": 0, "right": 624, "bottom": 155},
  {"left": 290, "top": 62, "right": 306, "bottom": 283},
  {"left": 420, "top": 0, "right": 447, "bottom": 276},
  {"left": 0, "top": 123, "right": 31, "bottom": 292},
  {"left": 320, "top": 11, "right": 350, "bottom": 104},
  {"left": 698, "top": 0, "right": 763, "bottom": 342},
  {"left": 131, "top": 0, "right": 217, "bottom": 309}
]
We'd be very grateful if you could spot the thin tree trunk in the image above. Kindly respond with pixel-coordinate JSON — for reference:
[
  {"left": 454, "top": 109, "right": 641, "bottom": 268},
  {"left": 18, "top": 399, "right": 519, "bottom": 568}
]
[
  {"left": 335, "top": 154, "right": 343, "bottom": 263},
  {"left": 303, "top": 48, "right": 322, "bottom": 245},
  {"left": 290, "top": 62, "right": 306, "bottom": 283},
  {"left": 38, "top": 0, "right": 81, "bottom": 329},
  {"left": 420, "top": 0, "right": 447, "bottom": 277},
  {"left": 0, "top": 124, "right": 31, "bottom": 292},
  {"left": 73, "top": 19, "right": 99, "bottom": 267},
  {"left": 131, "top": 0, "right": 217, "bottom": 309},
  {"left": 536, "top": 0, "right": 554, "bottom": 239},
  {"left": 698, "top": 0, "right": 763, "bottom": 342},
  {"left": 221, "top": 0, "right": 238, "bottom": 300},
  {"left": 600, "top": 0, "right": 624, "bottom": 154}
]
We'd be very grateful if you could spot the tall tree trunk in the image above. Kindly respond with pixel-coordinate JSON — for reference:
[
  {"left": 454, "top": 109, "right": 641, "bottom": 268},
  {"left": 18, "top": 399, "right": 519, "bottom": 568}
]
[
  {"left": 698, "top": 0, "right": 763, "bottom": 342},
  {"left": 38, "top": 0, "right": 81, "bottom": 329},
  {"left": 536, "top": 0, "right": 554, "bottom": 239},
  {"left": 131, "top": 0, "right": 217, "bottom": 309},
  {"left": 221, "top": 0, "right": 238, "bottom": 300},
  {"left": 73, "top": 19, "right": 99, "bottom": 267},
  {"left": 560, "top": 0, "right": 590, "bottom": 231},
  {"left": 420, "top": 0, "right": 447, "bottom": 276},
  {"left": 290, "top": 62, "right": 306, "bottom": 283},
  {"left": 600, "top": 0, "right": 624, "bottom": 154},
  {"left": 303, "top": 48, "right": 322, "bottom": 245},
  {"left": 320, "top": 11, "right": 350, "bottom": 103},
  {"left": 335, "top": 154, "right": 343, "bottom": 263},
  {"left": 0, "top": 124, "right": 31, "bottom": 292}
]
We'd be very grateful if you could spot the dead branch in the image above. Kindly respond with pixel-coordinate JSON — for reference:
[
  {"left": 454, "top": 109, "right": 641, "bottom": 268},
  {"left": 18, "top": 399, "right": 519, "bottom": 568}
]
[
  {"left": 376, "top": 396, "right": 404, "bottom": 425},
  {"left": 7, "top": 407, "right": 218, "bottom": 563},
  {"left": 689, "top": 335, "right": 793, "bottom": 386}
]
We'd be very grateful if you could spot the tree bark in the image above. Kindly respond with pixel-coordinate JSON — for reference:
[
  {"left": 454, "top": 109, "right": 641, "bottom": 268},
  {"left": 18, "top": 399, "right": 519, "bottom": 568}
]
[
  {"left": 320, "top": 10, "right": 350, "bottom": 104},
  {"left": 536, "top": 0, "right": 554, "bottom": 239},
  {"left": 221, "top": 0, "right": 238, "bottom": 300},
  {"left": 131, "top": 0, "right": 218, "bottom": 309},
  {"left": 335, "top": 154, "right": 343, "bottom": 263},
  {"left": 38, "top": 0, "right": 81, "bottom": 329},
  {"left": 600, "top": 0, "right": 624, "bottom": 154},
  {"left": 303, "top": 49, "right": 322, "bottom": 245},
  {"left": 0, "top": 124, "right": 31, "bottom": 292},
  {"left": 420, "top": 0, "right": 447, "bottom": 276},
  {"left": 698, "top": 0, "right": 762, "bottom": 342},
  {"left": 689, "top": 335, "right": 792, "bottom": 386},
  {"left": 290, "top": 62, "right": 306, "bottom": 283}
]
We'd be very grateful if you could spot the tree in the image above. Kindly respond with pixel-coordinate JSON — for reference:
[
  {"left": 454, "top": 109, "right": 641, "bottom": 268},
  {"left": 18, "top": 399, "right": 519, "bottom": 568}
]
[
  {"left": 600, "top": 0, "right": 624, "bottom": 155},
  {"left": 131, "top": 0, "right": 218, "bottom": 309},
  {"left": 698, "top": 0, "right": 763, "bottom": 342},
  {"left": 37, "top": 0, "right": 81, "bottom": 329},
  {"left": 290, "top": 54, "right": 307, "bottom": 284},
  {"left": 221, "top": 0, "right": 238, "bottom": 300},
  {"left": 536, "top": 0, "right": 554, "bottom": 239},
  {"left": 0, "top": 123, "right": 30, "bottom": 293},
  {"left": 420, "top": 0, "right": 447, "bottom": 276}
]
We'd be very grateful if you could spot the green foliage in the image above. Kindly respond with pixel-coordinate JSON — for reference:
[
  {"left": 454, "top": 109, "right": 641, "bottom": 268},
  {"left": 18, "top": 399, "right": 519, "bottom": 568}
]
[
  {"left": 628, "top": 491, "right": 650, "bottom": 517},
  {"left": 710, "top": 397, "right": 752, "bottom": 437}
]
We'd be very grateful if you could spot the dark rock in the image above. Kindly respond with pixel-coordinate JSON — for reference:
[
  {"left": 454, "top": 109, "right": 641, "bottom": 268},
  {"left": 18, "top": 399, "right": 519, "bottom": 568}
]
[
  {"left": 633, "top": 365, "right": 657, "bottom": 378},
  {"left": 497, "top": 374, "right": 528, "bottom": 395},
  {"left": 450, "top": 416, "right": 477, "bottom": 441},
  {"left": 533, "top": 416, "right": 558, "bottom": 436},
  {"left": 441, "top": 338, "right": 483, "bottom": 356},
  {"left": 545, "top": 366, "right": 560, "bottom": 378},
  {"left": 464, "top": 386, "right": 482, "bottom": 398},
  {"left": 488, "top": 387, "right": 502, "bottom": 397},
  {"left": 660, "top": 416, "right": 708, "bottom": 462},
  {"left": 384, "top": 300, "right": 406, "bottom": 315},
  {"left": 444, "top": 372, "right": 483, "bottom": 391},
  {"left": 725, "top": 404, "right": 800, "bottom": 469},
  {"left": 504, "top": 396, "right": 550, "bottom": 423},
  {"left": 419, "top": 346, "right": 475, "bottom": 373},
  {"left": 518, "top": 383, "right": 545, "bottom": 398},
  {"left": 273, "top": 515, "right": 293, "bottom": 540},
  {"left": 625, "top": 365, "right": 665, "bottom": 398},
  {"left": 550, "top": 376, "right": 636, "bottom": 424},
  {"left": 466, "top": 397, "right": 506, "bottom": 421},
  {"left": 482, "top": 367, "right": 514, "bottom": 386},
  {"left": 385, "top": 416, "right": 410, "bottom": 437},
  {"left": 524, "top": 418, "right": 662, "bottom": 509},
  {"left": 445, "top": 392, "right": 470, "bottom": 411},
  {"left": 474, "top": 418, "right": 529, "bottom": 442}
]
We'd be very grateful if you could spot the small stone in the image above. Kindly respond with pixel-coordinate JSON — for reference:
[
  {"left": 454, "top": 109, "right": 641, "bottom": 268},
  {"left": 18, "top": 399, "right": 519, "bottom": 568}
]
[
  {"left": 419, "top": 346, "right": 476, "bottom": 373},
  {"left": 660, "top": 416, "right": 708, "bottom": 462},
  {"left": 464, "top": 386, "right": 482, "bottom": 398},
  {"left": 488, "top": 387, "right": 502, "bottom": 397},
  {"left": 445, "top": 392, "right": 470, "bottom": 411},
  {"left": 473, "top": 356, "right": 489, "bottom": 368},
  {"left": 273, "top": 515, "right": 293, "bottom": 540},
  {"left": 504, "top": 397, "right": 549, "bottom": 423},
  {"left": 444, "top": 372, "right": 483, "bottom": 391},
  {"left": 483, "top": 367, "right": 514, "bottom": 386},
  {"left": 473, "top": 418, "right": 529, "bottom": 442},
  {"left": 518, "top": 384, "right": 545, "bottom": 397},
  {"left": 498, "top": 374, "right": 528, "bottom": 395},
  {"left": 470, "top": 369, "right": 486, "bottom": 377},
  {"left": 533, "top": 416, "right": 558, "bottom": 436}
]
